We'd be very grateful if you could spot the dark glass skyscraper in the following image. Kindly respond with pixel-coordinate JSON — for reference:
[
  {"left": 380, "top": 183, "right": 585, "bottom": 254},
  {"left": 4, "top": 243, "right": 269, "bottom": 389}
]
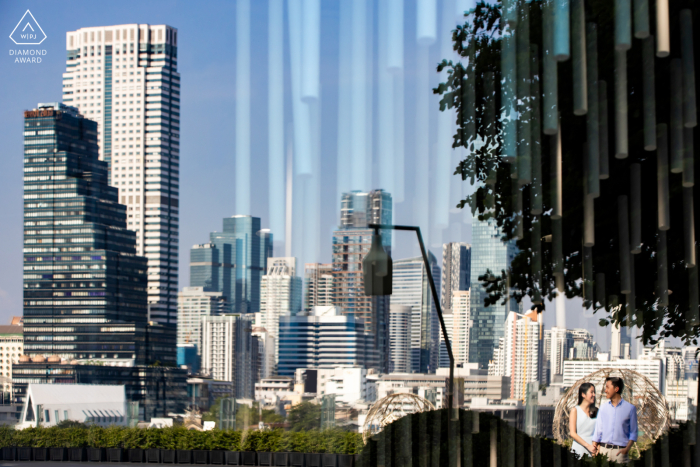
[
  {"left": 17, "top": 103, "right": 185, "bottom": 417},
  {"left": 22, "top": 103, "right": 149, "bottom": 362},
  {"left": 469, "top": 218, "right": 518, "bottom": 369},
  {"left": 190, "top": 216, "right": 272, "bottom": 313}
]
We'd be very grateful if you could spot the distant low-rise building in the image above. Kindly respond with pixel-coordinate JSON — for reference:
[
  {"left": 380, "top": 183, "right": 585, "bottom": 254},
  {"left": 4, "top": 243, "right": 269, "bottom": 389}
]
[
  {"left": 562, "top": 358, "right": 664, "bottom": 392},
  {"left": 17, "top": 384, "right": 127, "bottom": 429},
  {"left": 0, "top": 319, "right": 23, "bottom": 394},
  {"left": 293, "top": 366, "right": 369, "bottom": 404}
]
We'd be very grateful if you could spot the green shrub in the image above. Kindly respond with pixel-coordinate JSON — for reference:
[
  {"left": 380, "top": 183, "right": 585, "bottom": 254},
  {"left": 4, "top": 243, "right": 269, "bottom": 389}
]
[{"left": 0, "top": 426, "right": 362, "bottom": 454}]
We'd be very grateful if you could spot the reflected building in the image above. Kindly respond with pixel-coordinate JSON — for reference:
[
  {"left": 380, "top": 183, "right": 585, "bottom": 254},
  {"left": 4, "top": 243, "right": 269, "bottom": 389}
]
[
  {"left": 391, "top": 254, "right": 441, "bottom": 373},
  {"left": 190, "top": 216, "right": 272, "bottom": 314},
  {"left": 469, "top": 218, "right": 518, "bottom": 369}
]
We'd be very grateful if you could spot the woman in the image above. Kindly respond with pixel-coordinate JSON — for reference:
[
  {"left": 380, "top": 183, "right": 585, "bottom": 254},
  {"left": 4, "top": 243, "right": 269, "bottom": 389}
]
[{"left": 569, "top": 382, "right": 599, "bottom": 458}]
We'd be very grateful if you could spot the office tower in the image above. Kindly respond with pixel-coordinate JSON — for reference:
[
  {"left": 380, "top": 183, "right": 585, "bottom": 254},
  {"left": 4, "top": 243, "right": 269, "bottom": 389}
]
[
  {"left": 332, "top": 190, "right": 392, "bottom": 372},
  {"left": 251, "top": 327, "right": 275, "bottom": 380},
  {"left": 18, "top": 103, "right": 185, "bottom": 416},
  {"left": 303, "top": 263, "right": 334, "bottom": 312},
  {"left": 469, "top": 218, "right": 518, "bottom": 368},
  {"left": 388, "top": 305, "right": 411, "bottom": 373},
  {"left": 441, "top": 243, "right": 471, "bottom": 311},
  {"left": 277, "top": 307, "right": 375, "bottom": 377},
  {"left": 391, "top": 254, "right": 441, "bottom": 373},
  {"left": 191, "top": 216, "right": 272, "bottom": 314},
  {"left": 201, "top": 314, "right": 259, "bottom": 398},
  {"left": 63, "top": 24, "right": 180, "bottom": 326},
  {"left": 488, "top": 310, "right": 542, "bottom": 401},
  {"left": 257, "top": 257, "right": 302, "bottom": 371},
  {"left": 569, "top": 329, "right": 598, "bottom": 360},
  {"left": 611, "top": 321, "right": 632, "bottom": 360},
  {"left": 22, "top": 103, "right": 148, "bottom": 362},
  {"left": 546, "top": 327, "right": 572, "bottom": 385},
  {"left": 176, "top": 286, "right": 229, "bottom": 348},
  {"left": 0, "top": 320, "right": 23, "bottom": 395}
]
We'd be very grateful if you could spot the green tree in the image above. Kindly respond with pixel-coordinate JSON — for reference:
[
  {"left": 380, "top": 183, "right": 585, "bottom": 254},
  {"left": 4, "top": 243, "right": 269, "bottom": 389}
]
[{"left": 287, "top": 402, "right": 321, "bottom": 432}]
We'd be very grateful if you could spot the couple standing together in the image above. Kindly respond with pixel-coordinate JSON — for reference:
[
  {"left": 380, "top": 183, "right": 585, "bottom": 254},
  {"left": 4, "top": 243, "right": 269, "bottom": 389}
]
[{"left": 569, "top": 377, "right": 638, "bottom": 463}]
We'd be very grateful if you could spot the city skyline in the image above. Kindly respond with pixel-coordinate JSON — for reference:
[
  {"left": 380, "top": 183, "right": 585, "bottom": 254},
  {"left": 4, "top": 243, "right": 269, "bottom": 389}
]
[{"left": 0, "top": 0, "right": 678, "bottom": 352}]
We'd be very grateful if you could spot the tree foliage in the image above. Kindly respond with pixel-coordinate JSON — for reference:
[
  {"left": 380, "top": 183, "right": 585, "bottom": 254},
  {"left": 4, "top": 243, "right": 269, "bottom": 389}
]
[
  {"left": 435, "top": 0, "right": 700, "bottom": 345},
  {"left": 287, "top": 402, "right": 322, "bottom": 432}
]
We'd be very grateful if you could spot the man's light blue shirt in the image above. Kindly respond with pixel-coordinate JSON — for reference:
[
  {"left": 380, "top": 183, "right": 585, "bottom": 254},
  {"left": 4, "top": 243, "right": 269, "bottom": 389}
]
[{"left": 592, "top": 398, "right": 638, "bottom": 446}]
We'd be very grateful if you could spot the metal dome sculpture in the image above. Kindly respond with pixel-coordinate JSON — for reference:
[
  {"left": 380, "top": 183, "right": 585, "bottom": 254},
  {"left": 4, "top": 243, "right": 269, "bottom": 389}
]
[
  {"left": 553, "top": 368, "right": 671, "bottom": 445},
  {"left": 362, "top": 393, "right": 436, "bottom": 444}
]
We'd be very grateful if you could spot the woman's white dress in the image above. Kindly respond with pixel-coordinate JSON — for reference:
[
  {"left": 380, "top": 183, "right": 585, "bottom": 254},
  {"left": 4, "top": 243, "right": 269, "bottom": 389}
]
[{"left": 571, "top": 405, "right": 597, "bottom": 458}]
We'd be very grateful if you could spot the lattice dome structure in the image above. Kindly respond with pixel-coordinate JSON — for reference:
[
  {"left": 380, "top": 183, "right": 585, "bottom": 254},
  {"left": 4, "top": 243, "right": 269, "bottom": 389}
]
[
  {"left": 362, "top": 393, "right": 436, "bottom": 444},
  {"left": 553, "top": 368, "right": 671, "bottom": 444}
]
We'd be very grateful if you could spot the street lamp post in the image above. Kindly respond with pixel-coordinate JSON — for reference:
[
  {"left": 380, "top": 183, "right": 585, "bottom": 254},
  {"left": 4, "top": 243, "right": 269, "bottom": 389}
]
[{"left": 363, "top": 223, "right": 456, "bottom": 414}]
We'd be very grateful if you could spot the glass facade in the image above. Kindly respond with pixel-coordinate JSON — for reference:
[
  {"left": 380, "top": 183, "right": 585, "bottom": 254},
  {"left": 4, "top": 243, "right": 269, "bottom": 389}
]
[
  {"left": 190, "top": 216, "right": 272, "bottom": 314},
  {"left": 391, "top": 254, "right": 441, "bottom": 373},
  {"left": 469, "top": 219, "right": 518, "bottom": 369},
  {"left": 22, "top": 103, "right": 150, "bottom": 363}
]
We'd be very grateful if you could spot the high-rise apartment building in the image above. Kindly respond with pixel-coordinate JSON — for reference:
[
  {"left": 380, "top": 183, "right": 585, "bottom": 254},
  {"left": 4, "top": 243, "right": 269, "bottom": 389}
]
[
  {"left": 277, "top": 306, "right": 375, "bottom": 377},
  {"left": 488, "top": 310, "right": 543, "bottom": 401},
  {"left": 256, "top": 257, "right": 302, "bottom": 372},
  {"left": 303, "top": 263, "right": 334, "bottom": 312},
  {"left": 18, "top": 103, "right": 185, "bottom": 416},
  {"left": 176, "top": 287, "right": 230, "bottom": 348},
  {"left": 391, "top": 254, "right": 441, "bottom": 373},
  {"left": 191, "top": 216, "right": 272, "bottom": 314},
  {"left": 441, "top": 243, "right": 471, "bottom": 311},
  {"left": 450, "top": 290, "right": 471, "bottom": 365},
  {"left": 388, "top": 305, "right": 411, "bottom": 373},
  {"left": 63, "top": 24, "right": 180, "bottom": 326},
  {"left": 469, "top": 219, "right": 518, "bottom": 368},
  {"left": 201, "top": 314, "right": 259, "bottom": 399},
  {"left": 332, "top": 190, "right": 392, "bottom": 372}
]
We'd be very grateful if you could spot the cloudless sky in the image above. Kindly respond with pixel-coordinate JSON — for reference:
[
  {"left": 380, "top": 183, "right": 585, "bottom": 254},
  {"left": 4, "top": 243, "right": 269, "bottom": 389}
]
[{"left": 0, "top": 0, "right": 668, "bottom": 354}]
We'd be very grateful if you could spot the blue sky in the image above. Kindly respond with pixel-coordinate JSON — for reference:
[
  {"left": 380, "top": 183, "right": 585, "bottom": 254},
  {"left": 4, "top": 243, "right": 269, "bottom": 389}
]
[{"left": 0, "top": 0, "right": 634, "bottom": 353}]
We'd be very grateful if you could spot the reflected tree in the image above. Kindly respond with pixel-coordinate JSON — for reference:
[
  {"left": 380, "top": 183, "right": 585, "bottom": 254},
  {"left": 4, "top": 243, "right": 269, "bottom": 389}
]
[{"left": 435, "top": 0, "right": 700, "bottom": 345}]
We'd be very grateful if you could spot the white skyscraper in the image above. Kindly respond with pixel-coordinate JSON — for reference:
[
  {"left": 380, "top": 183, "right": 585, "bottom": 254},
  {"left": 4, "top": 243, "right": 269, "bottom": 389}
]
[
  {"left": 176, "top": 287, "right": 229, "bottom": 350},
  {"left": 201, "top": 314, "right": 258, "bottom": 398},
  {"left": 389, "top": 304, "right": 411, "bottom": 373},
  {"left": 256, "top": 257, "right": 302, "bottom": 372},
  {"left": 451, "top": 290, "right": 471, "bottom": 365},
  {"left": 63, "top": 24, "right": 180, "bottom": 325}
]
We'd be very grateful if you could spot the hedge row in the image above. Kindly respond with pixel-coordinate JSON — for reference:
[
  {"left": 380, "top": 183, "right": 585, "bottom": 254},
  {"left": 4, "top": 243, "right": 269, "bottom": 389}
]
[{"left": 0, "top": 427, "right": 364, "bottom": 455}]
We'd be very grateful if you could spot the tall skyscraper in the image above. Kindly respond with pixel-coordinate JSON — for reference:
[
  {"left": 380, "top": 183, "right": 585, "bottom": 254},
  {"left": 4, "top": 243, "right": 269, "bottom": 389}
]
[
  {"left": 469, "top": 218, "right": 518, "bottom": 368},
  {"left": 18, "top": 103, "right": 185, "bottom": 416},
  {"left": 63, "top": 24, "right": 180, "bottom": 326},
  {"left": 441, "top": 243, "right": 471, "bottom": 311},
  {"left": 190, "top": 216, "right": 272, "bottom": 314},
  {"left": 611, "top": 321, "right": 632, "bottom": 360},
  {"left": 22, "top": 103, "right": 148, "bottom": 363},
  {"left": 256, "top": 257, "right": 302, "bottom": 372},
  {"left": 391, "top": 254, "right": 441, "bottom": 373},
  {"left": 332, "top": 190, "right": 392, "bottom": 372},
  {"left": 201, "top": 313, "right": 259, "bottom": 399},
  {"left": 303, "top": 263, "right": 334, "bottom": 312}
]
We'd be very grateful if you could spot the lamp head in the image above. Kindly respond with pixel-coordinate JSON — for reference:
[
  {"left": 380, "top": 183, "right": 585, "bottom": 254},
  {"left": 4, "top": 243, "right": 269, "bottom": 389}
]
[{"left": 362, "top": 232, "right": 393, "bottom": 296}]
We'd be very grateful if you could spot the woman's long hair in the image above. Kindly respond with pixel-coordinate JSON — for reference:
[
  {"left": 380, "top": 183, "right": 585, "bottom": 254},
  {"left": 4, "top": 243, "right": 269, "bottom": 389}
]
[{"left": 577, "top": 383, "right": 598, "bottom": 418}]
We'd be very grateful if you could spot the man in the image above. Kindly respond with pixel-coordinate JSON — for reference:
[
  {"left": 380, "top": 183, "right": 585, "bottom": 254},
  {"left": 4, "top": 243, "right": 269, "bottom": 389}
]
[{"left": 591, "top": 377, "right": 638, "bottom": 463}]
